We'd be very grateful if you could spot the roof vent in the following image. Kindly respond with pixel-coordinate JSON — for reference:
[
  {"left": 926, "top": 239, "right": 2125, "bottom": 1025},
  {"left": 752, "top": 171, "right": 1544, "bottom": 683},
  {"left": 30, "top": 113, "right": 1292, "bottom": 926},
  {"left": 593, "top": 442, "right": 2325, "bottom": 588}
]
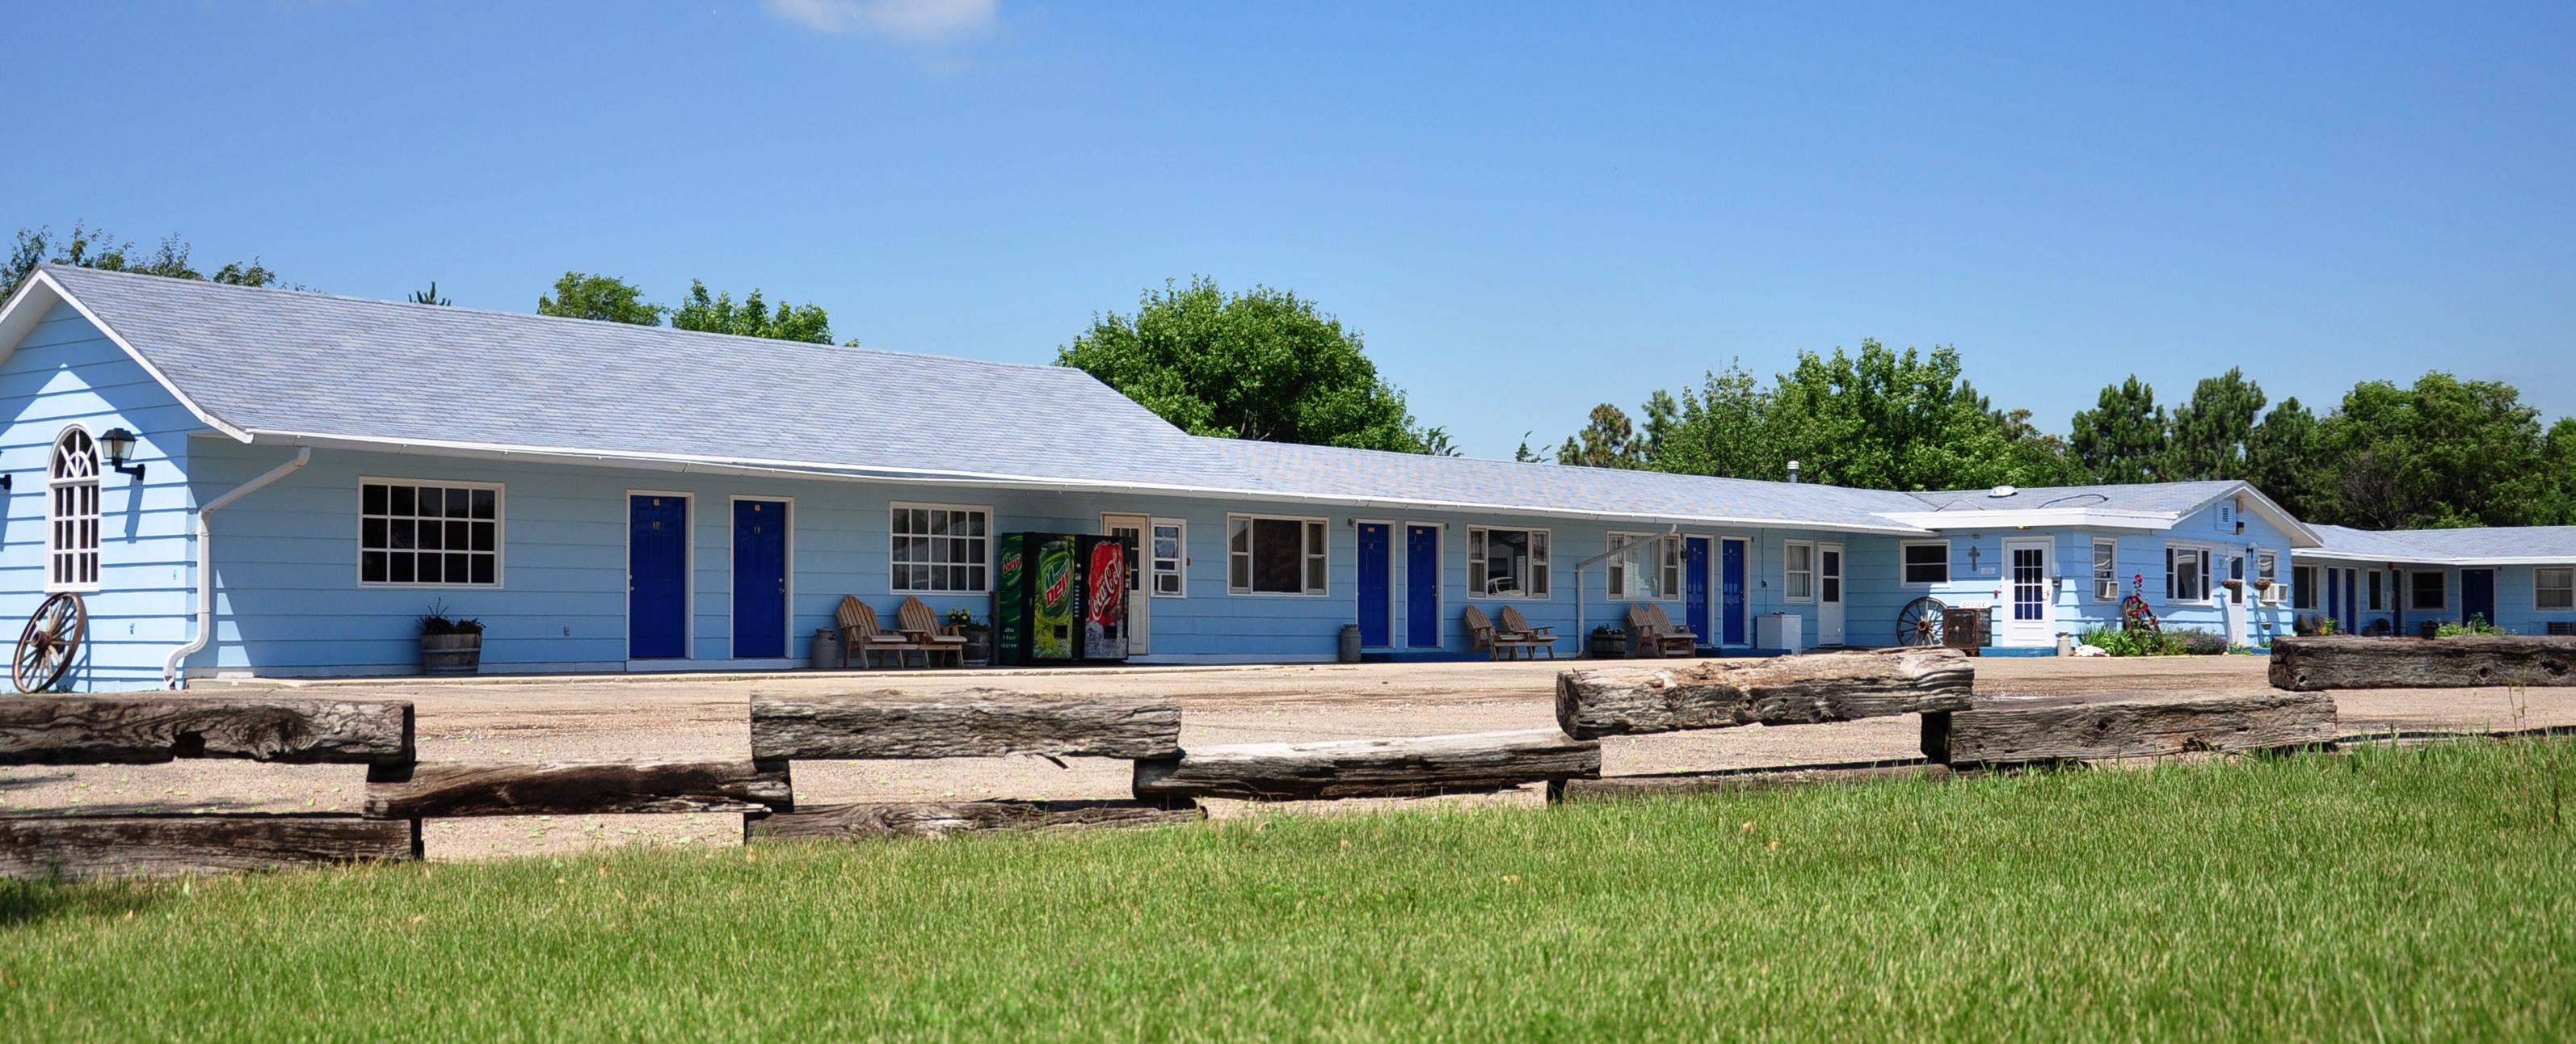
[
  {"left": 1988, "top": 485, "right": 2018, "bottom": 499},
  {"left": 1786, "top": 460, "right": 1801, "bottom": 484}
]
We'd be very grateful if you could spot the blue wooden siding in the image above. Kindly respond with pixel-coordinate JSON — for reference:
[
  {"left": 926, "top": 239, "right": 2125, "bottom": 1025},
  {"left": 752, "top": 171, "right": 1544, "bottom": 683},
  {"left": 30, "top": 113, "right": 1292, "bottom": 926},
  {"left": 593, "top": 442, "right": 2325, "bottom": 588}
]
[
  {"left": 0, "top": 302, "right": 203, "bottom": 690},
  {"left": 2295, "top": 561, "right": 2576, "bottom": 637}
]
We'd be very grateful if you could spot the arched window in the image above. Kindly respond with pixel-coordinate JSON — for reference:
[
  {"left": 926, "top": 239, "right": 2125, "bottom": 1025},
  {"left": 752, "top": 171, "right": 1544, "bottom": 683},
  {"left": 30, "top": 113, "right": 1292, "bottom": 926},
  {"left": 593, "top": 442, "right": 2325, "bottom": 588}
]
[{"left": 48, "top": 427, "right": 101, "bottom": 591}]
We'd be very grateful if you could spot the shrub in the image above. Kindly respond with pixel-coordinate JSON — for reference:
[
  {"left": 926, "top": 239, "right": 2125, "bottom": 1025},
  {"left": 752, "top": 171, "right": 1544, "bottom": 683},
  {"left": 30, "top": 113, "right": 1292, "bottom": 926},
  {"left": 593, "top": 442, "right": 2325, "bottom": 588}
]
[
  {"left": 2176, "top": 629, "right": 2229, "bottom": 655},
  {"left": 2435, "top": 615, "right": 2505, "bottom": 638}
]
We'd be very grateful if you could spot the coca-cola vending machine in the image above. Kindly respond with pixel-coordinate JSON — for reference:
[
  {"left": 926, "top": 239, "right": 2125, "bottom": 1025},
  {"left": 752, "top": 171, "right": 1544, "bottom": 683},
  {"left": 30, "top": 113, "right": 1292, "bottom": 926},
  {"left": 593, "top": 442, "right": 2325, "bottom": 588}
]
[{"left": 994, "top": 532, "right": 1130, "bottom": 665}]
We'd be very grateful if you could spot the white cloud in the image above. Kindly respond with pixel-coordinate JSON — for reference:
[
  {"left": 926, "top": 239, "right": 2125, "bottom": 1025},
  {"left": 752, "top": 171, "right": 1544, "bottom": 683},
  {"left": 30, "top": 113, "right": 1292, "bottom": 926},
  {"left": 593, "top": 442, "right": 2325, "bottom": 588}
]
[{"left": 760, "top": 0, "right": 998, "bottom": 42}]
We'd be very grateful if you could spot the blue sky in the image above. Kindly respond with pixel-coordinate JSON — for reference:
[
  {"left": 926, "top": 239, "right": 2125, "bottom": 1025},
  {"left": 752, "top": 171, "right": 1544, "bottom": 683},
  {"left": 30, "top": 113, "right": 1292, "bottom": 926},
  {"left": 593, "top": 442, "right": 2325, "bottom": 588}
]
[{"left": 12, "top": 1, "right": 2572, "bottom": 457}]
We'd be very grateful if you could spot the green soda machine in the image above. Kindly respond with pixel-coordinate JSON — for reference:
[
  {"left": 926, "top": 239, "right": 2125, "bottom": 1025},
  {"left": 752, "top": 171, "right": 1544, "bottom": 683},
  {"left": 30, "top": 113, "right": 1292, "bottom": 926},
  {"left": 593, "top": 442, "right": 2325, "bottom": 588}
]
[{"left": 994, "top": 532, "right": 1132, "bottom": 664}]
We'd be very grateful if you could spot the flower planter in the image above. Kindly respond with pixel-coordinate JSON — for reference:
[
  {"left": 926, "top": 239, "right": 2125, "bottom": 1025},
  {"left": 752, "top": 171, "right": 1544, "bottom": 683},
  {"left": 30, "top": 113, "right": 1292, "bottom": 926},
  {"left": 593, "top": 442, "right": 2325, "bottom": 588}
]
[
  {"left": 962, "top": 631, "right": 991, "bottom": 667},
  {"left": 1587, "top": 636, "right": 1625, "bottom": 659},
  {"left": 421, "top": 632, "right": 482, "bottom": 675}
]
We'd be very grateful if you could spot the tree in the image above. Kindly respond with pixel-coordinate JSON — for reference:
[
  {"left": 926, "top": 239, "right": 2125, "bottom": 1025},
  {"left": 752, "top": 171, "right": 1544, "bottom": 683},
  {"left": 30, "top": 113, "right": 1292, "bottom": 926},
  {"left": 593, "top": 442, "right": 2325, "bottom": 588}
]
[
  {"left": 537, "top": 272, "right": 661, "bottom": 326},
  {"left": 2165, "top": 368, "right": 2267, "bottom": 480},
  {"left": 1555, "top": 403, "right": 1645, "bottom": 468},
  {"left": 1057, "top": 276, "right": 1448, "bottom": 454},
  {"left": 2313, "top": 373, "right": 2557, "bottom": 529},
  {"left": 2069, "top": 377, "right": 2168, "bottom": 484},
  {"left": 5, "top": 223, "right": 278, "bottom": 301},
  {"left": 1757, "top": 341, "right": 2039, "bottom": 490},
  {"left": 668, "top": 280, "right": 835, "bottom": 344},
  {"left": 2244, "top": 397, "right": 2325, "bottom": 520},
  {"left": 410, "top": 281, "right": 451, "bottom": 306},
  {"left": 1642, "top": 360, "right": 1773, "bottom": 478}
]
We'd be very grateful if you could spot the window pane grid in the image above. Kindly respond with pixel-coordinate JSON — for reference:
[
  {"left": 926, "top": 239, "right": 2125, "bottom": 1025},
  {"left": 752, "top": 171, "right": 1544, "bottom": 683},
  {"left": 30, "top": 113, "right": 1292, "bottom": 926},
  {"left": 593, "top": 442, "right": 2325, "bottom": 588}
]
[
  {"left": 47, "top": 428, "right": 102, "bottom": 592},
  {"left": 360, "top": 481, "right": 500, "bottom": 586},
  {"left": 890, "top": 507, "right": 989, "bottom": 592}
]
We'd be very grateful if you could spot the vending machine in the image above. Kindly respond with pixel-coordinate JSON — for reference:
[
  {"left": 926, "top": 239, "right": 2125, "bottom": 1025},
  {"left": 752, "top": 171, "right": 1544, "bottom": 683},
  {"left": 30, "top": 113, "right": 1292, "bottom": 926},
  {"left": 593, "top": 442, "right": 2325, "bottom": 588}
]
[{"left": 994, "top": 532, "right": 1130, "bottom": 664}]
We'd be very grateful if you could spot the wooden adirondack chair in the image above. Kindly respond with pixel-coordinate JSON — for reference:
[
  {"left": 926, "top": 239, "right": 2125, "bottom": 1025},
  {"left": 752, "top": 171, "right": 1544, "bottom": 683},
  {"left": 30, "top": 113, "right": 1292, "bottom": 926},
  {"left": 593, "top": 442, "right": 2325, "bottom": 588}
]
[
  {"left": 1462, "top": 605, "right": 1518, "bottom": 661},
  {"left": 836, "top": 596, "right": 917, "bottom": 668},
  {"left": 1629, "top": 603, "right": 1696, "bottom": 657},
  {"left": 1495, "top": 605, "right": 1557, "bottom": 659},
  {"left": 896, "top": 596, "right": 970, "bottom": 668}
]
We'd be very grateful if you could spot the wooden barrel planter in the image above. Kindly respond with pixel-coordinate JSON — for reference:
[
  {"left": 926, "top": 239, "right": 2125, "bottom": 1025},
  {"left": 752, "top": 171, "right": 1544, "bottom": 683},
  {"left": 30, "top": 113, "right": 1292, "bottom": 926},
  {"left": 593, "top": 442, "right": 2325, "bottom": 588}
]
[{"left": 420, "top": 633, "right": 482, "bottom": 675}]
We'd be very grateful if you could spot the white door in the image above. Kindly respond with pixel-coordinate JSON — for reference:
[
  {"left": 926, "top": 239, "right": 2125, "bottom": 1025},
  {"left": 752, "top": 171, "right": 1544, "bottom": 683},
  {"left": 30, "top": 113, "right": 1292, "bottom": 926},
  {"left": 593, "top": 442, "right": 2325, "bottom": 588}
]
[
  {"left": 2001, "top": 537, "right": 2054, "bottom": 646},
  {"left": 1817, "top": 542, "right": 1846, "bottom": 646},
  {"left": 1101, "top": 512, "right": 1150, "bottom": 655}
]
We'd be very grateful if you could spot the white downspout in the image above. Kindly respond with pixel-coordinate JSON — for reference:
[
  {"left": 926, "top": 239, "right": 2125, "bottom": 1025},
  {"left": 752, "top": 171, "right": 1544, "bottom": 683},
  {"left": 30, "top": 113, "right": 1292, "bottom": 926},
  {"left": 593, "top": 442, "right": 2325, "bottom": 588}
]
[{"left": 164, "top": 448, "right": 310, "bottom": 689}]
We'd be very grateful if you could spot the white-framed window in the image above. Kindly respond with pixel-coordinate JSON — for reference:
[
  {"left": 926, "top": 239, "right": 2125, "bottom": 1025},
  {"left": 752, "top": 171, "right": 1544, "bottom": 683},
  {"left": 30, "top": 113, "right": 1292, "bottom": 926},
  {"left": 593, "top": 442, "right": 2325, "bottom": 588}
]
[
  {"left": 360, "top": 478, "right": 503, "bottom": 586},
  {"left": 46, "top": 427, "right": 102, "bottom": 592},
  {"left": 890, "top": 503, "right": 990, "bottom": 592},
  {"left": 2408, "top": 570, "right": 2445, "bottom": 612},
  {"left": 2166, "top": 544, "right": 2209, "bottom": 603},
  {"left": 2368, "top": 569, "right": 2385, "bottom": 611},
  {"left": 1606, "top": 533, "right": 1680, "bottom": 600},
  {"left": 1901, "top": 541, "right": 1950, "bottom": 587},
  {"left": 1149, "top": 520, "right": 1186, "bottom": 597},
  {"left": 2292, "top": 565, "right": 2318, "bottom": 612},
  {"left": 2091, "top": 540, "right": 2119, "bottom": 601},
  {"left": 2536, "top": 567, "right": 2574, "bottom": 612},
  {"left": 1783, "top": 540, "right": 1815, "bottom": 602},
  {"left": 1228, "top": 515, "right": 1327, "bottom": 595},
  {"left": 1467, "top": 527, "right": 1550, "bottom": 599},
  {"left": 2256, "top": 551, "right": 2280, "bottom": 604}
]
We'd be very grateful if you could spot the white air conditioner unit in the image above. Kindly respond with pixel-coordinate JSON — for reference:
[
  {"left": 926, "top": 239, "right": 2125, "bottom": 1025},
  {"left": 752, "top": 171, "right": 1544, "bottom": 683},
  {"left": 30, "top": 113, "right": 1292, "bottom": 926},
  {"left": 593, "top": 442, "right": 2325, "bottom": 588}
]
[{"left": 1757, "top": 613, "right": 1803, "bottom": 653}]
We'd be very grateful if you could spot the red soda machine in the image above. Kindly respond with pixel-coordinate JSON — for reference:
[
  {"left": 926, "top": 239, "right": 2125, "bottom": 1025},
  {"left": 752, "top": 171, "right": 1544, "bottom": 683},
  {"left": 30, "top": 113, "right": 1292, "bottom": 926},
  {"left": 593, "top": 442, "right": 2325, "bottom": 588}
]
[{"left": 993, "top": 533, "right": 1131, "bottom": 665}]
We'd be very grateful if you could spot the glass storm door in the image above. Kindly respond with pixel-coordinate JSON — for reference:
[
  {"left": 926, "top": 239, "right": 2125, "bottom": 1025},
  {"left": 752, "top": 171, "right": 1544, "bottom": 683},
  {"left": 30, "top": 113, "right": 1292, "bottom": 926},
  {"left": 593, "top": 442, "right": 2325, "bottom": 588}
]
[{"left": 1102, "top": 513, "right": 1151, "bottom": 655}]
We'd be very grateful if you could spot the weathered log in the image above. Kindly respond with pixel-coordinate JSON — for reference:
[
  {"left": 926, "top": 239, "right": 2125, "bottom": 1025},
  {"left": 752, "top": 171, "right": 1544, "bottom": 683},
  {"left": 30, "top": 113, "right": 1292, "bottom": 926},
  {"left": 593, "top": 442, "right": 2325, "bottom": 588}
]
[
  {"left": 363, "top": 760, "right": 791, "bottom": 819},
  {"left": 1131, "top": 729, "right": 1601, "bottom": 800},
  {"left": 0, "top": 815, "right": 418, "bottom": 881},
  {"left": 1555, "top": 647, "right": 1975, "bottom": 739},
  {"left": 749, "top": 799, "right": 1204, "bottom": 840},
  {"left": 750, "top": 692, "right": 1181, "bottom": 761},
  {"left": 0, "top": 695, "right": 413, "bottom": 766},
  {"left": 2269, "top": 635, "right": 2576, "bottom": 691},
  {"left": 1552, "top": 761, "right": 1951, "bottom": 802},
  {"left": 1923, "top": 690, "right": 2338, "bottom": 768}
]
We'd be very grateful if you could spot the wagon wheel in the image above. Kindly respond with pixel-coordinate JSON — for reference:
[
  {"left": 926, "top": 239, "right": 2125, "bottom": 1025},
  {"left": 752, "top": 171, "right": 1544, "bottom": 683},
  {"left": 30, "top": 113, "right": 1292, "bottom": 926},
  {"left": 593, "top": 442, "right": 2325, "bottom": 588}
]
[
  {"left": 14, "top": 591, "right": 86, "bottom": 693},
  {"left": 1896, "top": 596, "right": 1947, "bottom": 647}
]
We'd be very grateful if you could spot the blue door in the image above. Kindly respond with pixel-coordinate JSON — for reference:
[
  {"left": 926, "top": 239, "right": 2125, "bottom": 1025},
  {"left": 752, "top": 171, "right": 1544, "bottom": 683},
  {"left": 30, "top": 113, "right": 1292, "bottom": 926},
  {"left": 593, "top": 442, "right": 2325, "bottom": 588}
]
[
  {"left": 1720, "top": 537, "right": 1748, "bottom": 646},
  {"left": 1406, "top": 524, "right": 1440, "bottom": 648},
  {"left": 2461, "top": 569, "right": 2496, "bottom": 626},
  {"left": 629, "top": 495, "right": 688, "bottom": 659},
  {"left": 1683, "top": 537, "right": 1711, "bottom": 650},
  {"left": 1356, "top": 523, "right": 1391, "bottom": 647},
  {"left": 2344, "top": 570, "right": 2358, "bottom": 631},
  {"left": 732, "top": 499, "right": 788, "bottom": 659},
  {"left": 2326, "top": 568, "right": 2341, "bottom": 633}
]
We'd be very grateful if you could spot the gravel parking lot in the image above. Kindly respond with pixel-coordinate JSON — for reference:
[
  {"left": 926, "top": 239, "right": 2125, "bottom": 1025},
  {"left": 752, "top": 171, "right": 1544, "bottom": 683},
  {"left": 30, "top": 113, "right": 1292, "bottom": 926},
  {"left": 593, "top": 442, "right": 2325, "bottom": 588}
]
[{"left": 5, "top": 655, "right": 2565, "bottom": 861}]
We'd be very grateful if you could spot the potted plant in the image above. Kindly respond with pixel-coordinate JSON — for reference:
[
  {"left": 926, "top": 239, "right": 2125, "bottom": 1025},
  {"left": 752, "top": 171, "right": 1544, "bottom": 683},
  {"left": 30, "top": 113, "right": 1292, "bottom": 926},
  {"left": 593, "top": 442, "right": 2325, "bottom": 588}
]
[
  {"left": 948, "top": 608, "right": 991, "bottom": 667},
  {"left": 1589, "top": 625, "right": 1626, "bottom": 659},
  {"left": 419, "top": 600, "right": 484, "bottom": 675}
]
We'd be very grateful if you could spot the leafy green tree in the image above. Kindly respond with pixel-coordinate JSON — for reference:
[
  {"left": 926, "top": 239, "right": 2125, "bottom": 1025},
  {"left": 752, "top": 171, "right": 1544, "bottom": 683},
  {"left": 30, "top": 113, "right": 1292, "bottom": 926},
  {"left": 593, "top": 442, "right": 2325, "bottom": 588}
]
[
  {"left": 537, "top": 272, "right": 662, "bottom": 326},
  {"left": 2165, "top": 368, "right": 2267, "bottom": 480},
  {"left": 2244, "top": 397, "right": 2325, "bottom": 520},
  {"left": 5, "top": 223, "right": 278, "bottom": 301},
  {"left": 669, "top": 280, "right": 835, "bottom": 344},
  {"left": 1058, "top": 276, "right": 1448, "bottom": 453},
  {"left": 2313, "top": 373, "right": 2557, "bottom": 529},
  {"left": 1556, "top": 403, "right": 1646, "bottom": 468},
  {"left": 1758, "top": 341, "right": 2041, "bottom": 490},
  {"left": 1642, "top": 360, "right": 1774, "bottom": 478},
  {"left": 2068, "top": 377, "right": 2168, "bottom": 484}
]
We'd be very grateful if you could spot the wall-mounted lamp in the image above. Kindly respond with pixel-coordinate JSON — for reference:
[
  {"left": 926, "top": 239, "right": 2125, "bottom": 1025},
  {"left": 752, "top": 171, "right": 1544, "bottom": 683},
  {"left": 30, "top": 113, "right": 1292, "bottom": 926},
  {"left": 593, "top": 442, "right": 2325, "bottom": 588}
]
[
  {"left": 100, "top": 427, "right": 145, "bottom": 480},
  {"left": 0, "top": 474, "right": 11, "bottom": 491}
]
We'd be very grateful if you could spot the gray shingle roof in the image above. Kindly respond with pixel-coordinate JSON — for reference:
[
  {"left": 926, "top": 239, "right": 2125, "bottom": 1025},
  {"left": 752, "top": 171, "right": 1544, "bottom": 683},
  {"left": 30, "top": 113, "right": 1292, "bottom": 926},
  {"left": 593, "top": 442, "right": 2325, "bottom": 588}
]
[
  {"left": 1905, "top": 481, "right": 2245, "bottom": 516},
  {"left": 2310, "top": 524, "right": 2576, "bottom": 564},
  {"left": 36, "top": 266, "right": 1248, "bottom": 490},
  {"left": 1206, "top": 439, "right": 1934, "bottom": 532}
]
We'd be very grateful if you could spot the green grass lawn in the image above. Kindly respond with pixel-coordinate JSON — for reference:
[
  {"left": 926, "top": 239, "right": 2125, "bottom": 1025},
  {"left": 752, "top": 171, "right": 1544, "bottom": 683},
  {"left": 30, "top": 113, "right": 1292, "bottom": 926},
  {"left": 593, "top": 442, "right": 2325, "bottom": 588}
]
[{"left": 3, "top": 740, "right": 2570, "bottom": 1041}]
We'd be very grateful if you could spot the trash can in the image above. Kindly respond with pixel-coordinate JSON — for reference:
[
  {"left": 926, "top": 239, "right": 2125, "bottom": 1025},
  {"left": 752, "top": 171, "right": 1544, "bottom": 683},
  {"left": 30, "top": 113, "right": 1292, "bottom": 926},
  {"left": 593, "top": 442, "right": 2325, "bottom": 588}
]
[
  {"left": 810, "top": 627, "right": 841, "bottom": 670},
  {"left": 1338, "top": 624, "right": 1363, "bottom": 663}
]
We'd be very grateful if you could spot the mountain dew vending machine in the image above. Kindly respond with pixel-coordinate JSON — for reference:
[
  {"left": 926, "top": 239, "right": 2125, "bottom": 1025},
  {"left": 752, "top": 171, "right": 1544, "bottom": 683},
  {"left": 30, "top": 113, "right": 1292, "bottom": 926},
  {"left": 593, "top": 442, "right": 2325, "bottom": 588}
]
[{"left": 995, "top": 532, "right": 1130, "bottom": 664}]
